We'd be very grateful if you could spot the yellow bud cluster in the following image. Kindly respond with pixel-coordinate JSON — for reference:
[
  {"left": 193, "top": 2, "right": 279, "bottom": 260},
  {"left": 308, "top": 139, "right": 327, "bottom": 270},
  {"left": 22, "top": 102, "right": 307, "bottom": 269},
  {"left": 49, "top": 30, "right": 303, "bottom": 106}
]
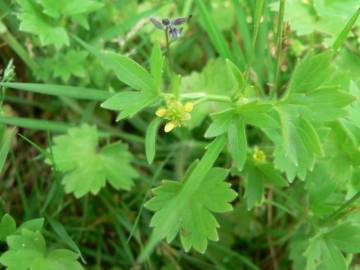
[
  {"left": 155, "top": 100, "right": 194, "bottom": 133},
  {"left": 252, "top": 147, "right": 267, "bottom": 163}
]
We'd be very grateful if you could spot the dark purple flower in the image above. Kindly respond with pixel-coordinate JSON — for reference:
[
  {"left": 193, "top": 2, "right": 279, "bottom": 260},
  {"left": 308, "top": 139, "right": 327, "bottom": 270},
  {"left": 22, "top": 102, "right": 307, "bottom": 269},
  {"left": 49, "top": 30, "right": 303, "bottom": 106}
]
[{"left": 149, "top": 15, "right": 191, "bottom": 40}]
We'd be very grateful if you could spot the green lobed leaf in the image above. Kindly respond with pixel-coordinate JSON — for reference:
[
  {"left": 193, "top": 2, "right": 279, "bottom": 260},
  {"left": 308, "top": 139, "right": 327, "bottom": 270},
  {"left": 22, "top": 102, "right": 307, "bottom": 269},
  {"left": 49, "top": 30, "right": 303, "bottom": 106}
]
[
  {"left": 145, "top": 167, "right": 237, "bottom": 252},
  {"left": 139, "top": 136, "right": 226, "bottom": 260},
  {"left": 16, "top": 0, "right": 69, "bottom": 50},
  {"left": 49, "top": 124, "right": 138, "bottom": 198},
  {"left": 0, "top": 229, "right": 83, "bottom": 270},
  {"left": 47, "top": 50, "right": 89, "bottom": 82}
]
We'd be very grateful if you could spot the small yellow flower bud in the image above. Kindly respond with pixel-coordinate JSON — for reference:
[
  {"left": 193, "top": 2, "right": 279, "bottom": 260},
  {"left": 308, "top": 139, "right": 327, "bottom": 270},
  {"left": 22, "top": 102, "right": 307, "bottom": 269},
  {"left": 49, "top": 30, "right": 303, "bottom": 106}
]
[
  {"left": 253, "top": 147, "right": 267, "bottom": 163},
  {"left": 183, "top": 102, "right": 194, "bottom": 112},
  {"left": 164, "top": 121, "right": 176, "bottom": 133},
  {"left": 155, "top": 108, "right": 167, "bottom": 117}
]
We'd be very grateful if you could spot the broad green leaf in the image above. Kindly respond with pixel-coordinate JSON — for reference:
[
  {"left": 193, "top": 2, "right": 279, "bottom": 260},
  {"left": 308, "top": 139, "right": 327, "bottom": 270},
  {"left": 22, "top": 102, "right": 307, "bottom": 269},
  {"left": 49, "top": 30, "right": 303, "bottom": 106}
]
[
  {"left": 102, "top": 51, "right": 156, "bottom": 94},
  {"left": 243, "top": 160, "right": 288, "bottom": 209},
  {"left": 39, "top": 0, "right": 103, "bottom": 18},
  {"left": 145, "top": 167, "right": 237, "bottom": 252},
  {"left": 140, "top": 136, "right": 226, "bottom": 260},
  {"left": 101, "top": 91, "right": 158, "bottom": 120},
  {"left": 0, "top": 128, "right": 15, "bottom": 173},
  {"left": 150, "top": 42, "right": 163, "bottom": 92},
  {"left": 49, "top": 124, "right": 138, "bottom": 198},
  {"left": 227, "top": 119, "right": 247, "bottom": 169},
  {"left": 16, "top": 0, "right": 69, "bottom": 50},
  {"left": 145, "top": 118, "right": 161, "bottom": 164},
  {"left": 0, "top": 214, "right": 16, "bottom": 241}
]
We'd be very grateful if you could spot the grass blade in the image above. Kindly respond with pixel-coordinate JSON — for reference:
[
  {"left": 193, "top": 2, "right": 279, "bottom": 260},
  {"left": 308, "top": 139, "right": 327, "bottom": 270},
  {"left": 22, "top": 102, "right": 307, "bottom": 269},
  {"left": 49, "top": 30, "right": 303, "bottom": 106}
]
[
  {"left": 0, "top": 82, "right": 111, "bottom": 101},
  {"left": 47, "top": 216, "right": 85, "bottom": 263},
  {"left": 195, "top": 0, "right": 232, "bottom": 59},
  {"left": 0, "top": 128, "right": 15, "bottom": 173},
  {"left": 0, "top": 116, "right": 73, "bottom": 133},
  {"left": 332, "top": 8, "right": 360, "bottom": 52},
  {"left": 232, "top": 0, "right": 252, "bottom": 61}
]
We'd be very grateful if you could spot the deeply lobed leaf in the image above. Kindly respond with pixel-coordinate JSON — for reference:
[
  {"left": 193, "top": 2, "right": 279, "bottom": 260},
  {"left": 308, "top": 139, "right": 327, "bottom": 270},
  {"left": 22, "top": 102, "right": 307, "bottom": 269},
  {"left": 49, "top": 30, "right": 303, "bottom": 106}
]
[
  {"left": 49, "top": 124, "right": 138, "bottom": 198},
  {"left": 145, "top": 167, "right": 237, "bottom": 253}
]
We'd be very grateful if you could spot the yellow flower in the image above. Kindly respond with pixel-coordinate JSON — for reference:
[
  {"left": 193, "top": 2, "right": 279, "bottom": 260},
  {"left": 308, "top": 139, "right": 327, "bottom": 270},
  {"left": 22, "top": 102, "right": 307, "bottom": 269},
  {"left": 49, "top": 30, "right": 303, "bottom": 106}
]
[{"left": 155, "top": 99, "right": 195, "bottom": 132}]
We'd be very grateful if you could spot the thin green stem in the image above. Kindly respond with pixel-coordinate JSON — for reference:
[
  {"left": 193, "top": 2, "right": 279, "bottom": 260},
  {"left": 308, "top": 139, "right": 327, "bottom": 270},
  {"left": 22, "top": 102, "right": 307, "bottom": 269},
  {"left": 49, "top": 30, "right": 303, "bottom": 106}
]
[
  {"left": 272, "top": 0, "right": 285, "bottom": 97},
  {"left": 332, "top": 8, "right": 360, "bottom": 52},
  {"left": 323, "top": 191, "right": 360, "bottom": 225},
  {"left": 165, "top": 28, "right": 173, "bottom": 77},
  {"left": 179, "top": 92, "right": 232, "bottom": 103}
]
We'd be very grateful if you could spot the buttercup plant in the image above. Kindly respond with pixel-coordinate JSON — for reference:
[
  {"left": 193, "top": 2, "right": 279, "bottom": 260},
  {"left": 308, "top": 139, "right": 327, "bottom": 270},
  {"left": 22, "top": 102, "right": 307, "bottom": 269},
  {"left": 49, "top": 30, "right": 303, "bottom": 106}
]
[{"left": 0, "top": 1, "right": 360, "bottom": 269}]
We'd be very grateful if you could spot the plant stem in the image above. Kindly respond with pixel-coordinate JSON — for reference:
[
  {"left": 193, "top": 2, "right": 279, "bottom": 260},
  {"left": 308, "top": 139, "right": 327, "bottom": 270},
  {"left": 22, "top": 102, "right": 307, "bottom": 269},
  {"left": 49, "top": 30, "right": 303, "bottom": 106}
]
[
  {"left": 165, "top": 28, "right": 173, "bottom": 77},
  {"left": 332, "top": 8, "right": 360, "bottom": 52},
  {"left": 323, "top": 191, "right": 360, "bottom": 224},
  {"left": 179, "top": 93, "right": 232, "bottom": 104},
  {"left": 266, "top": 190, "right": 279, "bottom": 270},
  {"left": 272, "top": 0, "right": 285, "bottom": 98}
]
